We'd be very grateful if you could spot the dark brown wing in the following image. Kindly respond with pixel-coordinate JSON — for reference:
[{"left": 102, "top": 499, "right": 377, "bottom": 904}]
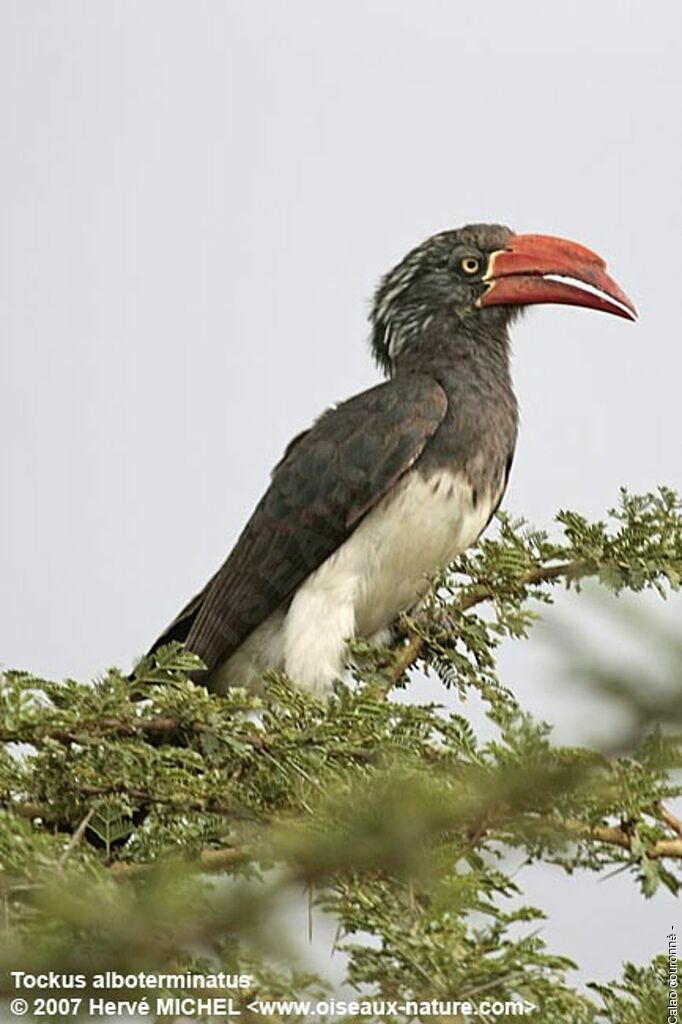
[{"left": 150, "top": 374, "right": 447, "bottom": 675}]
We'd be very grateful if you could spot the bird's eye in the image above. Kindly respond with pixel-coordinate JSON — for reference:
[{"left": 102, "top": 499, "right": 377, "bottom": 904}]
[{"left": 460, "top": 256, "right": 481, "bottom": 275}]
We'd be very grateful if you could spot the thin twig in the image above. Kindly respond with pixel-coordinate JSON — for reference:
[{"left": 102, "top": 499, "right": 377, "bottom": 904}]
[
  {"left": 658, "top": 802, "right": 682, "bottom": 838},
  {"left": 58, "top": 807, "right": 95, "bottom": 869}
]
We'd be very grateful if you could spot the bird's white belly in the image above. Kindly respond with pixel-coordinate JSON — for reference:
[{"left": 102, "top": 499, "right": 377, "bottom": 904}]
[
  {"left": 282, "top": 468, "right": 494, "bottom": 691},
  {"left": 211, "top": 469, "right": 496, "bottom": 696}
]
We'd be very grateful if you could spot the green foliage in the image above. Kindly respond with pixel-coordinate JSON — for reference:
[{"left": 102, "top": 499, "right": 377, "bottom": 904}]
[
  {"left": 1, "top": 489, "right": 681, "bottom": 1022},
  {"left": 589, "top": 957, "right": 670, "bottom": 1022}
]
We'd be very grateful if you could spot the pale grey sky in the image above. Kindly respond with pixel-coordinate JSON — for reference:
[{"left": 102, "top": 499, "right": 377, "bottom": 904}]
[{"left": 1, "top": 0, "right": 681, "bottom": 995}]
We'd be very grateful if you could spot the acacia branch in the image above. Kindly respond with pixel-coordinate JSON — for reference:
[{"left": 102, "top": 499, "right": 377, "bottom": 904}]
[
  {"left": 5, "top": 787, "right": 259, "bottom": 826},
  {"left": 0, "top": 716, "right": 202, "bottom": 745},
  {"left": 558, "top": 812, "right": 682, "bottom": 860},
  {"left": 0, "top": 716, "right": 269, "bottom": 750},
  {"left": 388, "top": 560, "right": 579, "bottom": 683},
  {"left": 68, "top": 782, "right": 258, "bottom": 820},
  {"left": 109, "top": 843, "right": 254, "bottom": 880},
  {"left": 106, "top": 809, "right": 682, "bottom": 884}
]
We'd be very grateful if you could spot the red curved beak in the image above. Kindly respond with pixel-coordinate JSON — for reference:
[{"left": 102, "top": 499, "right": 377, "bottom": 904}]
[{"left": 478, "top": 233, "right": 637, "bottom": 321}]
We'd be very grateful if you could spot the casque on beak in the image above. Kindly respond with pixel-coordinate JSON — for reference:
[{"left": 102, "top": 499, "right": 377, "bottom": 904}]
[{"left": 477, "top": 233, "right": 637, "bottom": 321}]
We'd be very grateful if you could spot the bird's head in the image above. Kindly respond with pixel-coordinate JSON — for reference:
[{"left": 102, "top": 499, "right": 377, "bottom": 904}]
[{"left": 370, "top": 223, "right": 636, "bottom": 374}]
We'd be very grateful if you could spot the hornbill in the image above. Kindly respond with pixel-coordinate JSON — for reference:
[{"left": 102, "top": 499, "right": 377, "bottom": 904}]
[{"left": 145, "top": 224, "right": 635, "bottom": 694}]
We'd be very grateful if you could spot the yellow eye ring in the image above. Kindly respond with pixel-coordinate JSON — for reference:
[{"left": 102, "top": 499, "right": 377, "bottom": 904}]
[{"left": 460, "top": 256, "right": 481, "bottom": 275}]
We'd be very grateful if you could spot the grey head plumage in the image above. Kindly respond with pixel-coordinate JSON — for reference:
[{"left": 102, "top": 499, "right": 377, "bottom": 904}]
[{"left": 370, "top": 223, "right": 519, "bottom": 375}]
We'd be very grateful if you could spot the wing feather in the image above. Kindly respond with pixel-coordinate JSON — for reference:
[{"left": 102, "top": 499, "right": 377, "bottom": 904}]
[{"left": 151, "top": 374, "right": 447, "bottom": 674}]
